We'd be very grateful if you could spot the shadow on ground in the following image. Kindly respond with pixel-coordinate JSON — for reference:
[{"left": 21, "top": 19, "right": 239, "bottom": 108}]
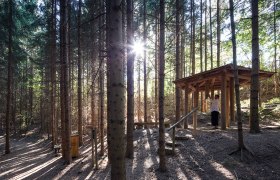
[{"left": 0, "top": 121, "right": 280, "bottom": 179}]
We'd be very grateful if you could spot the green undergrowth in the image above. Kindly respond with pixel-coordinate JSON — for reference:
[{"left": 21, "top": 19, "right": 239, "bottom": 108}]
[{"left": 260, "top": 98, "right": 280, "bottom": 123}]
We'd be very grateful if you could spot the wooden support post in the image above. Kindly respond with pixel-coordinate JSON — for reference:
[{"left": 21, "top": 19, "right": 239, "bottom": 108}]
[
  {"left": 221, "top": 73, "right": 227, "bottom": 130},
  {"left": 230, "top": 78, "right": 235, "bottom": 123},
  {"left": 192, "top": 84, "right": 199, "bottom": 135},
  {"left": 180, "top": 91, "right": 184, "bottom": 118},
  {"left": 200, "top": 92, "right": 204, "bottom": 112},
  {"left": 211, "top": 88, "right": 215, "bottom": 99},
  {"left": 205, "top": 81, "right": 210, "bottom": 98},
  {"left": 205, "top": 81, "right": 210, "bottom": 111},
  {"left": 184, "top": 86, "right": 189, "bottom": 129},
  {"left": 226, "top": 85, "right": 230, "bottom": 127},
  {"left": 203, "top": 92, "right": 206, "bottom": 112}
]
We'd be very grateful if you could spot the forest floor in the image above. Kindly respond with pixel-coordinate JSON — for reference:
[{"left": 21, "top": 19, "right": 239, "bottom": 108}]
[{"left": 0, "top": 114, "right": 280, "bottom": 180}]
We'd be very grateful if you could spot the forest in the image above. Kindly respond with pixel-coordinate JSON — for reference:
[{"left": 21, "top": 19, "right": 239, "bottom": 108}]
[{"left": 0, "top": 0, "right": 280, "bottom": 179}]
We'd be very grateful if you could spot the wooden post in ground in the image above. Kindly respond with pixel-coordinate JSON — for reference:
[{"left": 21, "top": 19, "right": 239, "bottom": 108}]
[
  {"left": 230, "top": 78, "right": 235, "bottom": 123},
  {"left": 184, "top": 85, "right": 189, "bottom": 129},
  {"left": 210, "top": 79, "right": 215, "bottom": 99},
  {"left": 205, "top": 80, "right": 210, "bottom": 111},
  {"left": 200, "top": 92, "right": 204, "bottom": 112},
  {"left": 226, "top": 82, "right": 230, "bottom": 127},
  {"left": 192, "top": 84, "right": 199, "bottom": 135},
  {"left": 211, "top": 89, "right": 215, "bottom": 99},
  {"left": 221, "top": 72, "right": 227, "bottom": 130}
]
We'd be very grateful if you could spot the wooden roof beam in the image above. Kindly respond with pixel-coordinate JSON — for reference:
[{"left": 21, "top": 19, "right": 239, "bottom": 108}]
[
  {"left": 199, "top": 81, "right": 206, "bottom": 87},
  {"left": 211, "top": 78, "right": 216, "bottom": 87},
  {"left": 228, "top": 74, "right": 251, "bottom": 81}
]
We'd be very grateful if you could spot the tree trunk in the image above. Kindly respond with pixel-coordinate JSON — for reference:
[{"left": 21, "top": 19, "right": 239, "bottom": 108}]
[
  {"left": 273, "top": 0, "right": 278, "bottom": 96},
  {"left": 199, "top": 0, "right": 203, "bottom": 112},
  {"left": 50, "top": 0, "right": 57, "bottom": 146},
  {"left": 175, "top": 0, "right": 181, "bottom": 126},
  {"left": 107, "top": 1, "right": 126, "bottom": 178},
  {"left": 200, "top": 0, "right": 203, "bottom": 72},
  {"left": 5, "top": 0, "right": 13, "bottom": 154},
  {"left": 154, "top": 10, "right": 159, "bottom": 124},
  {"left": 143, "top": 0, "right": 148, "bottom": 127},
  {"left": 25, "top": 60, "right": 29, "bottom": 127},
  {"left": 68, "top": 0, "right": 73, "bottom": 126},
  {"left": 99, "top": 0, "right": 105, "bottom": 155},
  {"left": 40, "top": 73, "right": 44, "bottom": 133},
  {"left": 105, "top": 0, "right": 112, "bottom": 163},
  {"left": 159, "top": 0, "right": 167, "bottom": 172},
  {"left": 250, "top": 0, "right": 260, "bottom": 133},
  {"left": 60, "top": 0, "right": 71, "bottom": 164},
  {"left": 191, "top": 0, "right": 195, "bottom": 75},
  {"left": 204, "top": 0, "right": 208, "bottom": 71},
  {"left": 229, "top": 0, "right": 244, "bottom": 149},
  {"left": 77, "top": 0, "right": 83, "bottom": 146},
  {"left": 216, "top": 0, "right": 220, "bottom": 67},
  {"left": 29, "top": 63, "right": 33, "bottom": 124},
  {"left": 209, "top": 0, "right": 213, "bottom": 69},
  {"left": 181, "top": 7, "right": 186, "bottom": 116},
  {"left": 126, "top": 0, "right": 135, "bottom": 159},
  {"left": 11, "top": 81, "right": 16, "bottom": 134},
  {"left": 138, "top": 58, "right": 141, "bottom": 122}
]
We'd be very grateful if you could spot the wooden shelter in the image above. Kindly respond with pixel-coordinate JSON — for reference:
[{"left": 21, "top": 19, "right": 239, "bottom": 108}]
[{"left": 174, "top": 64, "right": 274, "bottom": 131}]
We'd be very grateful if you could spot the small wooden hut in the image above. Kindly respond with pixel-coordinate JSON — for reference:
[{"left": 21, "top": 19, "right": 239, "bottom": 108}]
[{"left": 174, "top": 64, "right": 274, "bottom": 131}]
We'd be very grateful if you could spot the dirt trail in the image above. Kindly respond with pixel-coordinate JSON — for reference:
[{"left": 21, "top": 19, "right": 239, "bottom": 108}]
[{"left": 0, "top": 123, "right": 280, "bottom": 180}]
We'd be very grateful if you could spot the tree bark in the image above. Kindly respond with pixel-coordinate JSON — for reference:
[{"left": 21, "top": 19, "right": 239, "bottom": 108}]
[
  {"left": 126, "top": 0, "right": 135, "bottom": 159},
  {"left": 60, "top": 0, "right": 71, "bottom": 164},
  {"left": 11, "top": 80, "right": 16, "bottom": 134},
  {"left": 175, "top": 0, "right": 181, "bottom": 126},
  {"left": 273, "top": 0, "right": 278, "bottom": 96},
  {"left": 29, "top": 63, "right": 33, "bottom": 124},
  {"left": 221, "top": 72, "right": 227, "bottom": 130},
  {"left": 229, "top": 0, "right": 244, "bottom": 149},
  {"left": 5, "top": 0, "right": 13, "bottom": 154},
  {"left": 154, "top": 10, "right": 159, "bottom": 124},
  {"left": 143, "top": 0, "right": 148, "bottom": 128},
  {"left": 106, "top": 0, "right": 112, "bottom": 163},
  {"left": 50, "top": 0, "right": 57, "bottom": 146},
  {"left": 191, "top": 0, "right": 195, "bottom": 75},
  {"left": 250, "top": 0, "right": 260, "bottom": 133},
  {"left": 90, "top": 0, "right": 97, "bottom": 131},
  {"left": 209, "top": 0, "right": 213, "bottom": 69},
  {"left": 200, "top": 0, "right": 203, "bottom": 72},
  {"left": 199, "top": 0, "right": 203, "bottom": 112},
  {"left": 77, "top": 0, "right": 83, "bottom": 146},
  {"left": 138, "top": 57, "right": 141, "bottom": 122},
  {"left": 159, "top": 0, "right": 167, "bottom": 172},
  {"left": 216, "top": 0, "right": 220, "bottom": 67},
  {"left": 204, "top": 0, "right": 208, "bottom": 71},
  {"left": 107, "top": 0, "right": 126, "bottom": 178},
  {"left": 99, "top": 0, "right": 105, "bottom": 156}
]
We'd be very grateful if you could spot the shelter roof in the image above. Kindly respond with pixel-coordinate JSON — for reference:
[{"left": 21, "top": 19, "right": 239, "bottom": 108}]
[{"left": 174, "top": 64, "right": 274, "bottom": 91}]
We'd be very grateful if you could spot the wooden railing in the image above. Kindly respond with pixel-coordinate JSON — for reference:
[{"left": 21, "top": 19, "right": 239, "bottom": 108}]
[{"left": 167, "top": 107, "right": 198, "bottom": 153}]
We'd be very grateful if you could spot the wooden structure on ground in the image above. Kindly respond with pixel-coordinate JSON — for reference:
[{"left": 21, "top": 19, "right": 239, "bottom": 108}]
[{"left": 174, "top": 64, "right": 274, "bottom": 132}]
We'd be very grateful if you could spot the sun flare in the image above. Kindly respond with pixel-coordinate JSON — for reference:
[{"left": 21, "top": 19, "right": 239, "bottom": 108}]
[{"left": 132, "top": 41, "right": 144, "bottom": 57}]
